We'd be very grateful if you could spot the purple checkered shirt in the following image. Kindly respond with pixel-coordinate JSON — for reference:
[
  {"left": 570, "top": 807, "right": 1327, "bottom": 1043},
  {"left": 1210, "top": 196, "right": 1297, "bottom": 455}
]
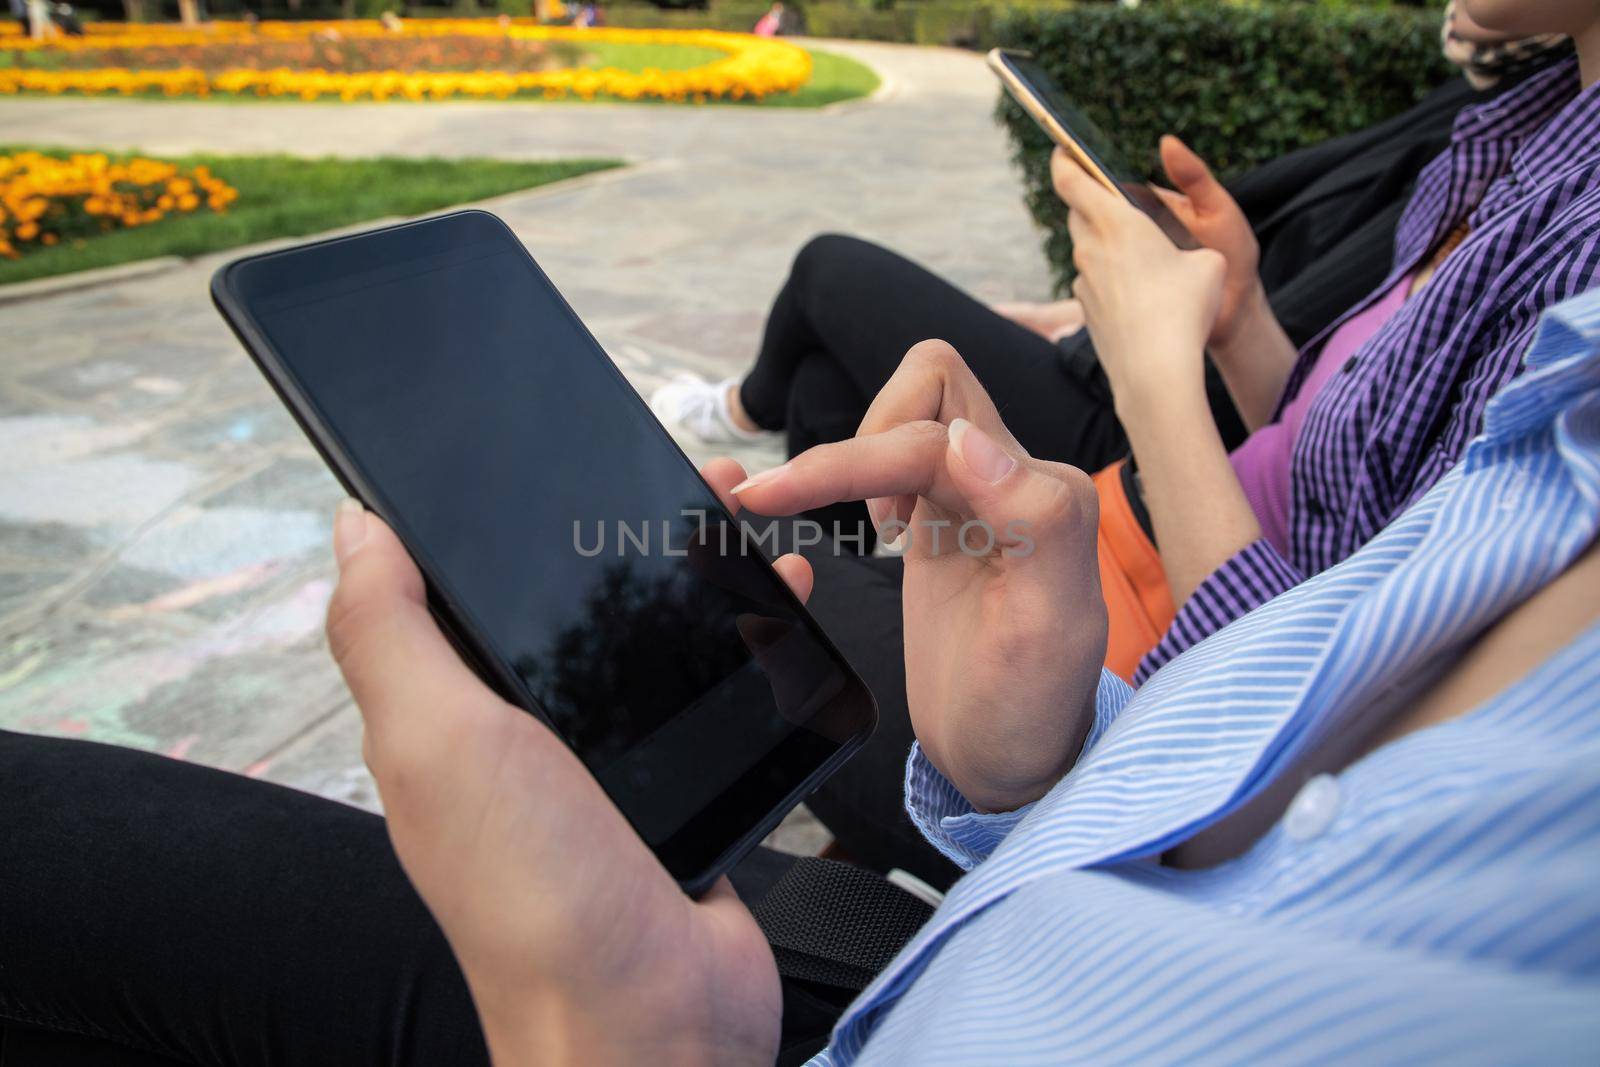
[{"left": 1136, "top": 57, "right": 1600, "bottom": 684}]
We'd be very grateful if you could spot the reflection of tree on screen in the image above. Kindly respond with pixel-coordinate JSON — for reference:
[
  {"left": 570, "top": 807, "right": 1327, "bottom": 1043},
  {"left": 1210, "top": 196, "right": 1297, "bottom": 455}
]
[{"left": 515, "top": 558, "right": 748, "bottom": 769}]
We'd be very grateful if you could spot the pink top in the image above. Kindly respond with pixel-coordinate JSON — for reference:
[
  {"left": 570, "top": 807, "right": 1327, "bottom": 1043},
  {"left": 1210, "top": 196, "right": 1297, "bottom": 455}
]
[{"left": 1229, "top": 274, "right": 1414, "bottom": 554}]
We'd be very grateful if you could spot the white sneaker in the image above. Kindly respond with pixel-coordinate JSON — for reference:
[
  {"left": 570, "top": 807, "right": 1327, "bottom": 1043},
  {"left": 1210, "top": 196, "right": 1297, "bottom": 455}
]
[{"left": 649, "top": 373, "right": 773, "bottom": 444}]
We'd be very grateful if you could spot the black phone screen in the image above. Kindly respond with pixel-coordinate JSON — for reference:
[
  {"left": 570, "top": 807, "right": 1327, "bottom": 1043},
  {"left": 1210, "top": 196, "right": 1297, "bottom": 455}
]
[
  {"left": 998, "top": 51, "right": 1198, "bottom": 250},
  {"left": 219, "top": 211, "right": 874, "bottom": 888}
]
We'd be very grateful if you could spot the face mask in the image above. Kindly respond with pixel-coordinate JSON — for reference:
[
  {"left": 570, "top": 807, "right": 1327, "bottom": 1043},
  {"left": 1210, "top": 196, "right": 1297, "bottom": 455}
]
[{"left": 1440, "top": 0, "right": 1570, "bottom": 89}]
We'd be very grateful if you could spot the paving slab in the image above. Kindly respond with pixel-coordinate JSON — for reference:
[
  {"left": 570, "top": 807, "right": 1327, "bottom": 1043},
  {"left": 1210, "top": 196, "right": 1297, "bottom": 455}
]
[{"left": 0, "top": 40, "right": 1052, "bottom": 851}]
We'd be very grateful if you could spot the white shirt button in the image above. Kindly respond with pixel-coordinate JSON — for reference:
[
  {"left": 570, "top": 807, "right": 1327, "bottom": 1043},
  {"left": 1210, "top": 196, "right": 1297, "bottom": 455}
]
[{"left": 1283, "top": 774, "right": 1341, "bottom": 842}]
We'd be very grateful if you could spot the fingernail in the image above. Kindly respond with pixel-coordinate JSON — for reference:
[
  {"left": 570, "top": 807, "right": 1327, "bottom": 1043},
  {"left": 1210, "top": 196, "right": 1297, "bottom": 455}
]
[
  {"left": 334, "top": 498, "right": 367, "bottom": 567},
  {"left": 731, "top": 463, "right": 788, "bottom": 495},
  {"left": 949, "top": 418, "right": 1015, "bottom": 484}
]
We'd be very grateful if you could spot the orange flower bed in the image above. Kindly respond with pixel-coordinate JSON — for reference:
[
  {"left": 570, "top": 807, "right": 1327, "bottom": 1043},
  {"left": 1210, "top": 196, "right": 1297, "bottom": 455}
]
[
  {"left": 0, "top": 150, "right": 238, "bottom": 259},
  {"left": 0, "top": 20, "right": 813, "bottom": 103}
]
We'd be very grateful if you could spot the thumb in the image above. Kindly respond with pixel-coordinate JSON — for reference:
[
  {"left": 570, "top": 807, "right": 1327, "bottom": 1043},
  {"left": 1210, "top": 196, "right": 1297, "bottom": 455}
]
[
  {"left": 326, "top": 501, "right": 512, "bottom": 769},
  {"left": 1160, "top": 135, "right": 1228, "bottom": 213},
  {"left": 944, "top": 419, "right": 1098, "bottom": 574}
]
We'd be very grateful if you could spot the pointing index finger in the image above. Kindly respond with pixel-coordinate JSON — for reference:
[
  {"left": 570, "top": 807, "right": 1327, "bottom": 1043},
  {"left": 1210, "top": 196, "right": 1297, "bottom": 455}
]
[
  {"left": 1050, "top": 147, "right": 1120, "bottom": 218},
  {"left": 733, "top": 420, "right": 961, "bottom": 519}
]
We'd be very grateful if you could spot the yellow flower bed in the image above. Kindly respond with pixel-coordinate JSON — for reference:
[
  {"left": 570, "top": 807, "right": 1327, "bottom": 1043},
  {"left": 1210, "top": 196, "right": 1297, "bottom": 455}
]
[
  {"left": 0, "top": 150, "right": 238, "bottom": 258},
  {"left": 0, "top": 20, "right": 813, "bottom": 103}
]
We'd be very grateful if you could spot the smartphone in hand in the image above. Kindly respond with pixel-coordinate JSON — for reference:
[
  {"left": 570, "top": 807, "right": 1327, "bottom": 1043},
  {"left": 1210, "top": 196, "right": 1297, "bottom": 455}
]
[
  {"left": 989, "top": 48, "right": 1199, "bottom": 250},
  {"left": 212, "top": 211, "right": 877, "bottom": 895}
]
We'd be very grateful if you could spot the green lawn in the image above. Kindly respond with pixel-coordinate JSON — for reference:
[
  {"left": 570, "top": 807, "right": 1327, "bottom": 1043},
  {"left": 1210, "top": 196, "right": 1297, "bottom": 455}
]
[
  {"left": 561, "top": 45, "right": 877, "bottom": 108},
  {"left": 564, "top": 45, "right": 877, "bottom": 107},
  {"left": 0, "top": 150, "right": 621, "bottom": 286},
  {"left": 579, "top": 41, "right": 881, "bottom": 106}
]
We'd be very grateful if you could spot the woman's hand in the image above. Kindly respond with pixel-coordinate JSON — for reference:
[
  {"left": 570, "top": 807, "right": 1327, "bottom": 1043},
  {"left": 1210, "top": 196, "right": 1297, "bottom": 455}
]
[
  {"left": 1053, "top": 152, "right": 1266, "bottom": 605},
  {"left": 1052, "top": 147, "right": 1226, "bottom": 415},
  {"left": 992, "top": 298, "right": 1086, "bottom": 343},
  {"left": 734, "top": 341, "right": 1108, "bottom": 814},
  {"left": 1053, "top": 141, "right": 1300, "bottom": 429},
  {"left": 325, "top": 461, "right": 809, "bottom": 1067},
  {"left": 1149, "top": 136, "right": 1267, "bottom": 351}
]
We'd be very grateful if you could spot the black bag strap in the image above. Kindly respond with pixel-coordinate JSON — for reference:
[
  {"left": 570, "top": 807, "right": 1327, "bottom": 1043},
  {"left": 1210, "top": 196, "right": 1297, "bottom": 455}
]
[{"left": 750, "top": 857, "right": 934, "bottom": 992}]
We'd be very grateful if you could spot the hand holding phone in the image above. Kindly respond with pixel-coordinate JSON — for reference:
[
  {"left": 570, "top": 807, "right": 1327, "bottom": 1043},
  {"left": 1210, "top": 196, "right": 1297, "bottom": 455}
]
[
  {"left": 988, "top": 48, "right": 1199, "bottom": 250},
  {"left": 992, "top": 48, "right": 1270, "bottom": 356},
  {"left": 1053, "top": 152, "right": 1229, "bottom": 405},
  {"left": 213, "top": 211, "right": 876, "bottom": 894},
  {"left": 327, "top": 487, "right": 786, "bottom": 1065}
]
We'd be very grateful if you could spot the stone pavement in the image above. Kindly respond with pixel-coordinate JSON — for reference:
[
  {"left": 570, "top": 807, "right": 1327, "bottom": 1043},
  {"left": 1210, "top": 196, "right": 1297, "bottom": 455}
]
[{"left": 0, "top": 40, "right": 1051, "bottom": 850}]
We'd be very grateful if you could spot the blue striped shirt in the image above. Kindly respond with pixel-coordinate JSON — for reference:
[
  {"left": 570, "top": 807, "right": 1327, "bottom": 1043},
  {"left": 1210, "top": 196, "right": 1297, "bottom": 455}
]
[{"left": 811, "top": 287, "right": 1600, "bottom": 1065}]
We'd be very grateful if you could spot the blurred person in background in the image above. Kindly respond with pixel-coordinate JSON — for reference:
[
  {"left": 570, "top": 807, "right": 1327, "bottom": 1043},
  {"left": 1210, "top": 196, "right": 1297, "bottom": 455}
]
[
  {"left": 754, "top": 2, "right": 785, "bottom": 38},
  {"left": 48, "top": 2, "right": 84, "bottom": 36},
  {"left": 23, "top": 0, "right": 47, "bottom": 38}
]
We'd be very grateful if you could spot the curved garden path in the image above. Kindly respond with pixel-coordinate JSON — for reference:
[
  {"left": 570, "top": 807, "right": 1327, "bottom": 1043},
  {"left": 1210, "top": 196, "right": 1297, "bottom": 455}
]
[{"left": 0, "top": 41, "right": 1049, "bottom": 836}]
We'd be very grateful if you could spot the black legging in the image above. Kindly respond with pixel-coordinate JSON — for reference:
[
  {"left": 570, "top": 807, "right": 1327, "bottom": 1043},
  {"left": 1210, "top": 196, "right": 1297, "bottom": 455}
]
[
  {"left": 0, "top": 731, "right": 851, "bottom": 1067},
  {"left": 738, "top": 234, "right": 1135, "bottom": 545}
]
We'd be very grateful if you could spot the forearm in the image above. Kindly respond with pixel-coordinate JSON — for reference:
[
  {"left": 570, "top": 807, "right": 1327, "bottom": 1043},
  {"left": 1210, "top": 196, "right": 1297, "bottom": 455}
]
[
  {"left": 1116, "top": 373, "right": 1262, "bottom": 607},
  {"left": 478, "top": 993, "right": 764, "bottom": 1067},
  {"left": 906, "top": 670, "right": 1137, "bottom": 869},
  {"left": 478, "top": 990, "right": 649, "bottom": 1067},
  {"left": 1207, "top": 284, "right": 1298, "bottom": 432},
  {"left": 473, "top": 960, "right": 777, "bottom": 1067}
]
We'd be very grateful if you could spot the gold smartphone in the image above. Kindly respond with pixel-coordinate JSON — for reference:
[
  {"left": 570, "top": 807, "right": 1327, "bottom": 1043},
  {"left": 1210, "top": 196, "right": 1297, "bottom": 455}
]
[{"left": 988, "top": 48, "right": 1198, "bottom": 249}]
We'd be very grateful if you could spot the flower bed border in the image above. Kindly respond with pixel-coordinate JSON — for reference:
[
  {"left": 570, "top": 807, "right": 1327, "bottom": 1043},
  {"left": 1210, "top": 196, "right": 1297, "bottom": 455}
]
[{"left": 0, "top": 20, "right": 813, "bottom": 103}]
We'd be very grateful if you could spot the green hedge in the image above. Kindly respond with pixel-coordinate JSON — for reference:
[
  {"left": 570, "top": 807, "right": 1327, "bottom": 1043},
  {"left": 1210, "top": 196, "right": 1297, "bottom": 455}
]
[{"left": 995, "top": 4, "right": 1453, "bottom": 292}]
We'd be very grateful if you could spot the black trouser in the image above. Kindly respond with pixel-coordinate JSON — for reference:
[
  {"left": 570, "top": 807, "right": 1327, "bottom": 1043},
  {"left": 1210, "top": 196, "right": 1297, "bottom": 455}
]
[
  {"left": 792, "top": 549, "right": 961, "bottom": 889},
  {"left": 739, "top": 234, "right": 1134, "bottom": 547},
  {"left": 0, "top": 731, "right": 851, "bottom": 1067}
]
